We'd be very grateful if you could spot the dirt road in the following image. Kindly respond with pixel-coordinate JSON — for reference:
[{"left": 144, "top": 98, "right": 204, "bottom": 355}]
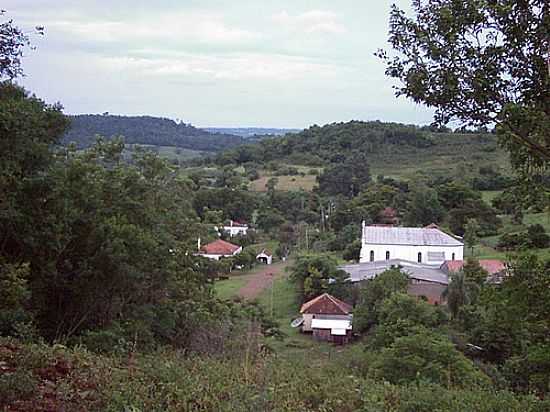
[{"left": 238, "top": 259, "right": 291, "bottom": 300}]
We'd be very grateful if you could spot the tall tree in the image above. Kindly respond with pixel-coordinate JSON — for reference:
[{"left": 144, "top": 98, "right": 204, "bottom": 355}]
[
  {"left": 378, "top": 1, "right": 550, "bottom": 171},
  {"left": 0, "top": 11, "right": 43, "bottom": 79},
  {"left": 464, "top": 218, "right": 480, "bottom": 256}
]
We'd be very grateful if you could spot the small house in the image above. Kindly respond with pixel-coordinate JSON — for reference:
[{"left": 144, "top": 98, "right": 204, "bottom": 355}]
[
  {"left": 222, "top": 220, "right": 248, "bottom": 237},
  {"left": 256, "top": 249, "right": 273, "bottom": 265},
  {"left": 196, "top": 239, "right": 242, "bottom": 261},
  {"left": 300, "top": 293, "right": 353, "bottom": 344}
]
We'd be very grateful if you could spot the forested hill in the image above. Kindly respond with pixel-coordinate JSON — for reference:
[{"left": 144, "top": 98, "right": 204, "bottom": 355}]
[
  {"left": 216, "top": 120, "right": 501, "bottom": 166},
  {"left": 63, "top": 114, "right": 244, "bottom": 151}
]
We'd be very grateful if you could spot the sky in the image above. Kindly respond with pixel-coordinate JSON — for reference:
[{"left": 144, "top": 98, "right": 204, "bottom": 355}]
[{"left": 6, "top": 1, "right": 434, "bottom": 128}]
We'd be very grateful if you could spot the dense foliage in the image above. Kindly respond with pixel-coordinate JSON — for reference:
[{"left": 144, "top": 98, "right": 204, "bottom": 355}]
[{"left": 63, "top": 114, "right": 244, "bottom": 151}]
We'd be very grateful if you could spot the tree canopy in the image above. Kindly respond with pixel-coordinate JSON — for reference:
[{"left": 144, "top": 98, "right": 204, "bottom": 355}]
[{"left": 378, "top": 0, "right": 550, "bottom": 168}]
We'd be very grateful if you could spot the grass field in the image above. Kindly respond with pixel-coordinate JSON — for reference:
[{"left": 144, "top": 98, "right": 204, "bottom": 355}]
[
  {"left": 214, "top": 274, "right": 249, "bottom": 300},
  {"left": 370, "top": 133, "right": 511, "bottom": 181},
  {"left": 471, "top": 212, "right": 550, "bottom": 260},
  {"left": 125, "top": 144, "right": 206, "bottom": 161},
  {"left": 249, "top": 174, "right": 318, "bottom": 192}
]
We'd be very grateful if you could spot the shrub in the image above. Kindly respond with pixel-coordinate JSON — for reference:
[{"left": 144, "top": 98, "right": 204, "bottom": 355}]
[
  {"left": 370, "top": 329, "right": 491, "bottom": 388},
  {"left": 0, "top": 370, "right": 38, "bottom": 403}
]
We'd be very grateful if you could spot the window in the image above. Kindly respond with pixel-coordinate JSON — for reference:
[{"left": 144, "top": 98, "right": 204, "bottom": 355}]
[
  {"left": 370, "top": 250, "right": 374, "bottom": 262},
  {"left": 385, "top": 251, "right": 390, "bottom": 260},
  {"left": 452, "top": 253, "right": 455, "bottom": 261},
  {"left": 417, "top": 252, "right": 422, "bottom": 263},
  {"left": 427, "top": 252, "right": 445, "bottom": 262}
]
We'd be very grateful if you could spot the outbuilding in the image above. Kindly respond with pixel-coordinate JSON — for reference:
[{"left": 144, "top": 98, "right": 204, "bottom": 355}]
[{"left": 256, "top": 249, "right": 273, "bottom": 265}]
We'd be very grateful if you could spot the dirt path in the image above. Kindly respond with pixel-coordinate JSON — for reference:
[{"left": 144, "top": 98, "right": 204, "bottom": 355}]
[{"left": 238, "top": 259, "right": 291, "bottom": 300}]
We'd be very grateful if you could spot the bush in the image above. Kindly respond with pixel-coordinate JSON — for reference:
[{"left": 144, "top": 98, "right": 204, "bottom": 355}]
[
  {"left": 0, "top": 370, "right": 38, "bottom": 404},
  {"left": 370, "top": 329, "right": 491, "bottom": 388}
]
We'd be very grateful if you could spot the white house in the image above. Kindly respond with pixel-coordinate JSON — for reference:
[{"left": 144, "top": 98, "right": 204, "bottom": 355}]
[
  {"left": 195, "top": 239, "right": 242, "bottom": 261},
  {"left": 222, "top": 220, "right": 249, "bottom": 237},
  {"left": 359, "top": 222, "right": 463, "bottom": 266}
]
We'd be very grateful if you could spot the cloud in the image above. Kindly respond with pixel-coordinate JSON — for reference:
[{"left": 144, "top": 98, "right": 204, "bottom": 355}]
[
  {"left": 272, "top": 10, "right": 347, "bottom": 34},
  {"left": 94, "top": 52, "right": 344, "bottom": 82},
  {"left": 41, "top": 11, "right": 261, "bottom": 47}
]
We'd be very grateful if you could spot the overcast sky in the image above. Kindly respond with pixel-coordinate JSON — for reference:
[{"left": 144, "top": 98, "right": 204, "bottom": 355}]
[{"left": 7, "top": 1, "right": 434, "bottom": 128}]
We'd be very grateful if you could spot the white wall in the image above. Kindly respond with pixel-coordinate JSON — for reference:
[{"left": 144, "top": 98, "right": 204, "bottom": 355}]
[
  {"left": 198, "top": 247, "right": 243, "bottom": 261},
  {"left": 359, "top": 243, "right": 463, "bottom": 265},
  {"left": 223, "top": 226, "right": 248, "bottom": 237}
]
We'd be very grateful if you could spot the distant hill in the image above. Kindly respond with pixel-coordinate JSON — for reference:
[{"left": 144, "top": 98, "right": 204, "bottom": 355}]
[
  {"left": 63, "top": 115, "right": 244, "bottom": 151},
  {"left": 203, "top": 127, "right": 301, "bottom": 139}
]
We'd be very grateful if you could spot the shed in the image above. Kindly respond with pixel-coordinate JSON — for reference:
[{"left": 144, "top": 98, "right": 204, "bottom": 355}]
[{"left": 256, "top": 249, "right": 273, "bottom": 265}]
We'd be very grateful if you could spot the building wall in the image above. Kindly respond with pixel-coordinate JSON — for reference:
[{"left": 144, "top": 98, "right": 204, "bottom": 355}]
[
  {"left": 359, "top": 243, "right": 463, "bottom": 266},
  {"left": 302, "top": 314, "right": 314, "bottom": 332},
  {"left": 407, "top": 281, "right": 447, "bottom": 305},
  {"left": 223, "top": 227, "right": 248, "bottom": 237},
  {"left": 199, "top": 247, "right": 243, "bottom": 261},
  {"left": 312, "top": 328, "right": 352, "bottom": 344}
]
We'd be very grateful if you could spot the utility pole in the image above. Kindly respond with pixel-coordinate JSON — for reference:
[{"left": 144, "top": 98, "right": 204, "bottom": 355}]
[{"left": 269, "top": 273, "right": 274, "bottom": 318}]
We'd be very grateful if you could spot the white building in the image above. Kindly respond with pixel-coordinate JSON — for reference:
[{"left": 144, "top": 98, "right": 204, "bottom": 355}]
[
  {"left": 256, "top": 249, "right": 273, "bottom": 265},
  {"left": 359, "top": 223, "right": 463, "bottom": 266},
  {"left": 222, "top": 220, "right": 248, "bottom": 237}
]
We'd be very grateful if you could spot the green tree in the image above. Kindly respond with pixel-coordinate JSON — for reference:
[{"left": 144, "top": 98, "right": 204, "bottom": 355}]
[
  {"left": 289, "top": 254, "right": 350, "bottom": 302},
  {"left": 443, "top": 272, "right": 480, "bottom": 320},
  {"left": 371, "top": 329, "right": 491, "bottom": 388},
  {"left": 404, "top": 185, "right": 444, "bottom": 226},
  {"left": 353, "top": 268, "right": 409, "bottom": 332},
  {"left": 0, "top": 12, "right": 43, "bottom": 79},
  {"left": 464, "top": 218, "right": 480, "bottom": 256},
  {"left": 378, "top": 0, "right": 550, "bottom": 167},
  {"left": 342, "top": 239, "right": 362, "bottom": 262}
]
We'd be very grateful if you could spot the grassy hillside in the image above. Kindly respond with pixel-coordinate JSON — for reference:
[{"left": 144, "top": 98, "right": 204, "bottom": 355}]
[{"left": 217, "top": 121, "right": 512, "bottom": 186}]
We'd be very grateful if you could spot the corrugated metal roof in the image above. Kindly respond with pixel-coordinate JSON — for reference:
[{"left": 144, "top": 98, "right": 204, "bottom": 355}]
[
  {"left": 362, "top": 226, "right": 463, "bottom": 246},
  {"left": 339, "top": 259, "right": 449, "bottom": 285}
]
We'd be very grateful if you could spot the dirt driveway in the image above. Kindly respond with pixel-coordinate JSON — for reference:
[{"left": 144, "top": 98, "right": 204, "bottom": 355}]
[{"left": 238, "top": 259, "right": 291, "bottom": 300}]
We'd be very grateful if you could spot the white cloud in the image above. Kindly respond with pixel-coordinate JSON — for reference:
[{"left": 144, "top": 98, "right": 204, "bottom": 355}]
[
  {"left": 43, "top": 11, "right": 261, "bottom": 47},
  {"left": 94, "top": 52, "right": 344, "bottom": 81},
  {"left": 272, "top": 10, "right": 347, "bottom": 34}
]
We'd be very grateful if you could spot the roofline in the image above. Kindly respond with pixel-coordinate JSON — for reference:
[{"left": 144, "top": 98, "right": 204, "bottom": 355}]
[{"left": 362, "top": 241, "right": 464, "bottom": 247}]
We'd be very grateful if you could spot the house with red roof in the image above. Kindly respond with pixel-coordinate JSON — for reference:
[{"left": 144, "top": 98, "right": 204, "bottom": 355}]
[
  {"left": 196, "top": 239, "right": 242, "bottom": 261},
  {"left": 299, "top": 293, "right": 353, "bottom": 344},
  {"left": 441, "top": 259, "right": 506, "bottom": 283}
]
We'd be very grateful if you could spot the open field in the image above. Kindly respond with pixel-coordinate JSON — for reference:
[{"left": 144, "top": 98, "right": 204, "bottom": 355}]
[
  {"left": 470, "top": 212, "right": 550, "bottom": 260},
  {"left": 249, "top": 174, "right": 317, "bottom": 192},
  {"left": 124, "top": 144, "right": 206, "bottom": 161}
]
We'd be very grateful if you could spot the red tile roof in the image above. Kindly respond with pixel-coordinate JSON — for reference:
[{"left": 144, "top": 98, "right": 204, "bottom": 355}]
[
  {"left": 442, "top": 259, "right": 505, "bottom": 275},
  {"left": 199, "top": 239, "right": 241, "bottom": 255},
  {"left": 300, "top": 293, "right": 352, "bottom": 315}
]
